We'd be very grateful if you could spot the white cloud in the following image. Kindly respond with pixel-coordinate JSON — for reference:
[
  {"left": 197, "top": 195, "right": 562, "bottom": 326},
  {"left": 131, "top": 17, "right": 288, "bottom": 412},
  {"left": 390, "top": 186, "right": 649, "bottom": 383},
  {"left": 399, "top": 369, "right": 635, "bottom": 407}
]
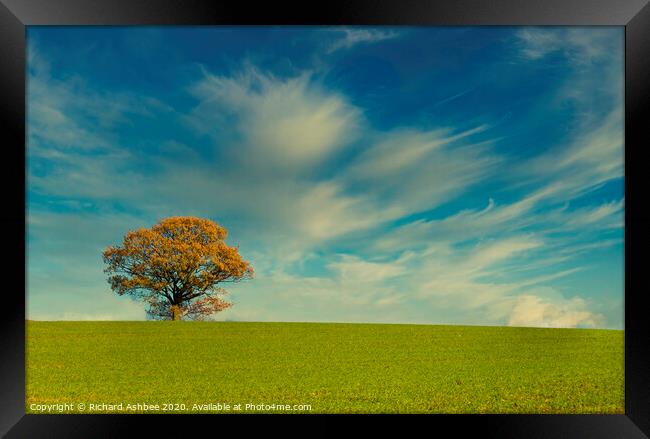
[
  {"left": 516, "top": 27, "right": 618, "bottom": 64},
  {"left": 345, "top": 126, "right": 499, "bottom": 216},
  {"left": 171, "top": 67, "right": 501, "bottom": 247},
  {"left": 188, "top": 67, "right": 361, "bottom": 172},
  {"left": 27, "top": 41, "right": 171, "bottom": 157},
  {"left": 373, "top": 184, "right": 558, "bottom": 253},
  {"left": 516, "top": 28, "right": 563, "bottom": 60},
  {"left": 549, "top": 199, "right": 624, "bottom": 231},
  {"left": 522, "top": 109, "right": 623, "bottom": 197},
  {"left": 294, "top": 182, "right": 397, "bottom": 241},
  {"left": 26, "top": 40, "right": 176, "bottom": 206},
  {"left": 26, "top": 42, "right": 621, "bottom": 328},
  {"left": 392, "top": 237, "right": 605, "bottom": 328},
  {"left": 513, "top": 28, "right": 623, "bottom": 204},
  {"left": 327, "top": 28, "right": 400, "bottom": 53},
  {"left": 413, "top": 236, "right": 543, "bottom": 301},
  {"left": 29, "top": 55, "right": 502, "bottom": 252},
  {"left": 27, "top": 63, "right": 372, "bottom": 247},
  {"left": 507, "top": 294, "right": 604, "bottom": 328},
  {"left": 464, "top": 236, "right": 542, "bottom": 271},
  {"left": 328, "top": 254, "right": 407, "bottom": 283},
  {"left": 218, "top": 209, "right": 566, "bottom": 326},
  {"left": 348, "top": 125, "right": 489, "bottom": 179}
]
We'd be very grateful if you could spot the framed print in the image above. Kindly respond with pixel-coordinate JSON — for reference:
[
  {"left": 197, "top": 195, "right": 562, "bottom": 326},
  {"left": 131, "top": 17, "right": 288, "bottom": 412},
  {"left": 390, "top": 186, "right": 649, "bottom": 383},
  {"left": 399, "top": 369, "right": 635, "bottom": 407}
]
[{"left": 1, "top": 0, "right": 649, "bottom": 437}]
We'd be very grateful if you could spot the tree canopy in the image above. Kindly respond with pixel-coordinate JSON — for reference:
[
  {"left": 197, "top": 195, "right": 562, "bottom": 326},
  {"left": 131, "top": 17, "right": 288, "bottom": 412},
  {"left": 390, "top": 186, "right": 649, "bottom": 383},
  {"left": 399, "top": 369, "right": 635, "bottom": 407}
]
[{"left": 103, "top": 216, "right": 253, "bottom": 320}]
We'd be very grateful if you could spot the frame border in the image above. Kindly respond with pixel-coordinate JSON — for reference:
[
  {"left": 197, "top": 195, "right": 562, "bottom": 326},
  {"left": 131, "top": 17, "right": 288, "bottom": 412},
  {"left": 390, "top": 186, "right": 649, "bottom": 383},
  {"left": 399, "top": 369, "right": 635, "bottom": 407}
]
[{"left": 2, "top": 0, "right": 648, "bottom": 437}]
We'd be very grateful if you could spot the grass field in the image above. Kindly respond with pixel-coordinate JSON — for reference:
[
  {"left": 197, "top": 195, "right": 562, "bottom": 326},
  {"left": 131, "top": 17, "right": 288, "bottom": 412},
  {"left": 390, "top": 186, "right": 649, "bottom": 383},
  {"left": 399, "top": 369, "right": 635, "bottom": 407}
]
[{"left": 26, "top": 321, "right": 623, "bottom": 414}]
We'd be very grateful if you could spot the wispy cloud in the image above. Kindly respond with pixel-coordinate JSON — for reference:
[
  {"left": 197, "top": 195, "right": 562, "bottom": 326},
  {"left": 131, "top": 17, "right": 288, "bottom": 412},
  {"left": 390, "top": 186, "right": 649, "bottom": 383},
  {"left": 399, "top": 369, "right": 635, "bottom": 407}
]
[
  {"left": 172, "top": 67, "right": 500, "bottom": 246},
  {"left": 327, "top": 28, "right": 400, "bottom": 53},
  {"left": 187, "top": 67, "right": 362, "bottom": 172},
  {"left": 28, "top": 42, "right": 171, "bottom": 156},
  {"left": 344, "top": 126, "right": 499, "bottom": 216},
  {"left": 520, "top": 109, "right": 623, "bottom": 199},
  {"left": 516, "top": 27, "right": 616, "bottom": 64},
  {"left": 26, "top": 27, "right": 623, "bottom": 328}
]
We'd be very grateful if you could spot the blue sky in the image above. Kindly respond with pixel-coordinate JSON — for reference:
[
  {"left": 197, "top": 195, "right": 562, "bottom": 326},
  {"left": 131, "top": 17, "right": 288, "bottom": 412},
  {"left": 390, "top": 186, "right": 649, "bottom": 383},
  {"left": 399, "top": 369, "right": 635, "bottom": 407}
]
[{"left": 26, "top": 26, "right": 624, "bottom": 328}]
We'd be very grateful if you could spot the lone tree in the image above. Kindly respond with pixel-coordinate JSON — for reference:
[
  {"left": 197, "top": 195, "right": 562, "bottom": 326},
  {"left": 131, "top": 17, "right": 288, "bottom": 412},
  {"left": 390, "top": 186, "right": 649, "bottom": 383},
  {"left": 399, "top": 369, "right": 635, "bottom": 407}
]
[{"left": 103, "top": 216, "right": 253, "bottom": 321}]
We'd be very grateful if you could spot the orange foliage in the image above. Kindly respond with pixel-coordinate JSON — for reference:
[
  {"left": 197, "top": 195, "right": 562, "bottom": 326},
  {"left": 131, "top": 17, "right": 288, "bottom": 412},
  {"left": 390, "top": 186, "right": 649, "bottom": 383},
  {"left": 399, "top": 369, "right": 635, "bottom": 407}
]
[{"left": 103, "top": 216, "right": 253, "bottom": 320}]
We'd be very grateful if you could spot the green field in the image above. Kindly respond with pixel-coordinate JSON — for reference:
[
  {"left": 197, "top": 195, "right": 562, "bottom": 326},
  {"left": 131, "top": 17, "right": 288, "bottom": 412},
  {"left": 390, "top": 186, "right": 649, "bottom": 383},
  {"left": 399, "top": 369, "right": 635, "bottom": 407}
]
[{"left": 26, "top": 321, "right": 624, "bottom": 414}]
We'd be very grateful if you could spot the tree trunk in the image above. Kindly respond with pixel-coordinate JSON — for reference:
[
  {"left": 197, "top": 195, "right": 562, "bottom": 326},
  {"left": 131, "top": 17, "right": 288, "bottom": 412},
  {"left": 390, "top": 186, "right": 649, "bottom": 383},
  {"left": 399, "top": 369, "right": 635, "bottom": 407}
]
[{"left": 171, "top": 304, "right": 182, "bottom": 321}]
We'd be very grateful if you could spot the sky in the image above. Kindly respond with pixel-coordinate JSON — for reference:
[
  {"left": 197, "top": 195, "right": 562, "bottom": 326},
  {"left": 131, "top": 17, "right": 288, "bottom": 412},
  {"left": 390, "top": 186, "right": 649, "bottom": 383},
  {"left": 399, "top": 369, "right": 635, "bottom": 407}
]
[{"left": 26, "top": 26, "right": 624, "bottom": 328}]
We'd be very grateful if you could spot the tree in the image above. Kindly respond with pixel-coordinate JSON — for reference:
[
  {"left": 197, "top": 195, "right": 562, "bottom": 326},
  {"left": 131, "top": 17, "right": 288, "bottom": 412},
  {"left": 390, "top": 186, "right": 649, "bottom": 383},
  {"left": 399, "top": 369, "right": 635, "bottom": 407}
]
[{"left": 103, "top": 216, "right": 253, "bottom": 321}]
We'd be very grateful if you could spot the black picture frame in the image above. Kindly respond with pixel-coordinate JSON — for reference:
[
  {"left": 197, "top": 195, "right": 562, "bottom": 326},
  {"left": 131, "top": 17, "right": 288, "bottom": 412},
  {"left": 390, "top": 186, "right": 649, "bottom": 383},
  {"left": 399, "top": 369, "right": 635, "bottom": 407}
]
[{"left": 1, "top": 0, "right": 648, "bottom": 437}]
